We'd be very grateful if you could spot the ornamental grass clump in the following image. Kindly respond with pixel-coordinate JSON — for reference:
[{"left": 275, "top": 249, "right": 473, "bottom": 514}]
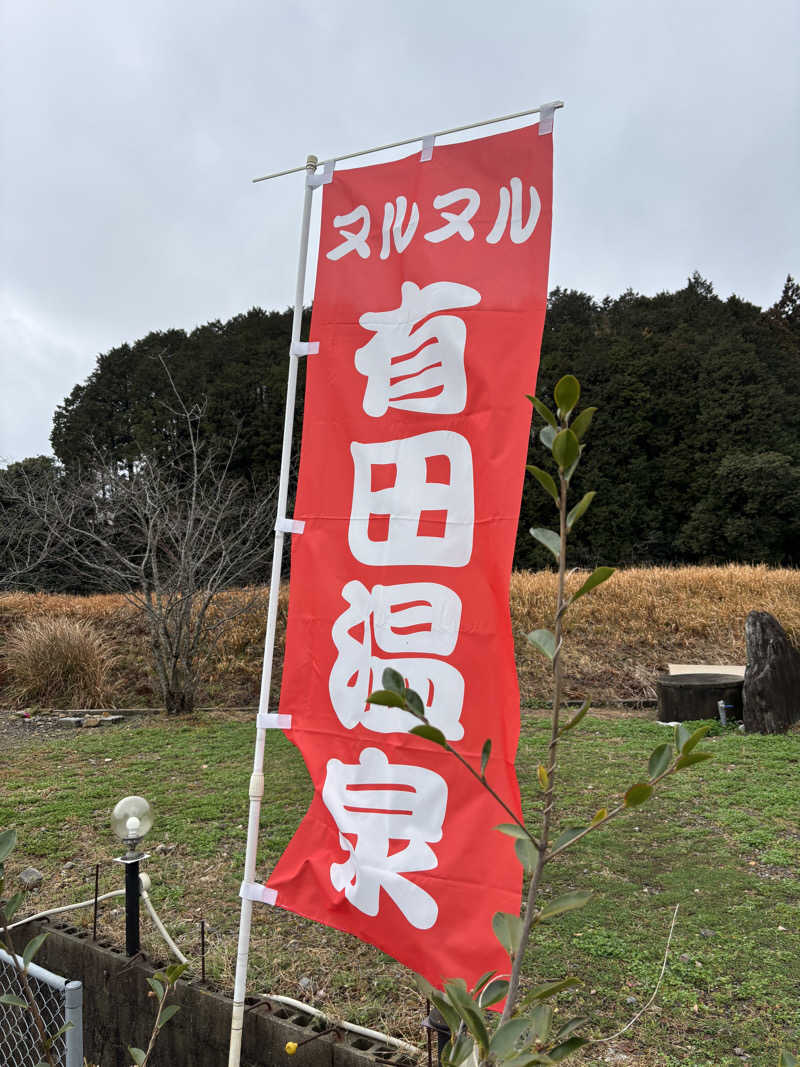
[{"left": 2, "top": 615, "right": 117, "bottom": 708}]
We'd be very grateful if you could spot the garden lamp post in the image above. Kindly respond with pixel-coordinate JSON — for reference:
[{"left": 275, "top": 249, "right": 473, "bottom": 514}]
[{"left": 111, "top": 795, "right": 153, "bottom": 956}]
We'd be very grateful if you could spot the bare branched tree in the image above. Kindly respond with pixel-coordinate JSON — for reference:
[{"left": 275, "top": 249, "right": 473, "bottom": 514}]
[{"left": 1, "top": 365, "right": 277, "bottom": 713}]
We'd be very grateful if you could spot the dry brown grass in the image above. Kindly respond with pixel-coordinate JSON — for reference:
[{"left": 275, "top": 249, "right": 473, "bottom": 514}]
[
  {"left": 1, "top": 615, "right": 119, "bottom": 708},
  {"left": 511, "top": 563, "right": 800, "bottom": 702},
  {"left": 1, "top": 566, "right": 798, "bottom": 708}
]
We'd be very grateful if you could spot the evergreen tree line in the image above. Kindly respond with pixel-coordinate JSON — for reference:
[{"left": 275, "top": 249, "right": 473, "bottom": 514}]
[{"left": 3, "top": 274, "right": 798, "bottom": 593}]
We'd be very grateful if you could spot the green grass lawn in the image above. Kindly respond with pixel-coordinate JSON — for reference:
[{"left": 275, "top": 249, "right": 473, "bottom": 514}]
[{"left": 1, "top": 710, "right": 798, "bottom": 1066}]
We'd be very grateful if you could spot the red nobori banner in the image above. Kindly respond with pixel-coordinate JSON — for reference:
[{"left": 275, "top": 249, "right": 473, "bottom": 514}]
[{"left": 263, "top": 121, "right": 553, "bottom": 988}]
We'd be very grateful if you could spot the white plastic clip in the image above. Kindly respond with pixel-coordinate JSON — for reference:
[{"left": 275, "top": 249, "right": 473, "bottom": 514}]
[
  {"left": 290, "top": 341, "right": 319, "bottom": 357},
  {"left": 240, "top": 882, "right": 278, "bottom": 906},
  {"left": 538, "top": 103, "right": 556, "bottom": 136},
  {"left": 420, "top": 134, "right": 435, "bottom": 162},
  {"left": 307, "top": 160, "right": 335, "bottom": 188},
  {"left": 275, "top": 516, "right": 305, "bottom": 535},
  {"left": 257, "top": 711, "right": 292, "bottom": 731}
]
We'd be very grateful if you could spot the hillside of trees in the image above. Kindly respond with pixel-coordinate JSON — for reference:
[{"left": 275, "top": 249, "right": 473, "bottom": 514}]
[{"left": 3, "top": 274, "right": 798, "bottom": 592}]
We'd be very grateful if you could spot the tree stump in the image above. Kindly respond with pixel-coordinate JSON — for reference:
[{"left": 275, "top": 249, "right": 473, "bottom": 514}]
[
  {"left": 743, "top": 611, "right": 800, "bottom": 734},
  {"left": 656, "top": 673, "right": 743, "bottom": 722}
]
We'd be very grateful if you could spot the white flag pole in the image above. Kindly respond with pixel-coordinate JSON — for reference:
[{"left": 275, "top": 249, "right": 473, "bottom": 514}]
[
  {"left": 228, "top": 154, "right": 320, "bottom": 1067},
  {"left": 251, "top": 100, "right": 563, "bottom": 183}
]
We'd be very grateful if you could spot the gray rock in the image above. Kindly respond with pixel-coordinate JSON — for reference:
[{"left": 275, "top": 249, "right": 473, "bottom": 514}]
[
  {"left": 59, "top": 717, "right": 83, "bottom": 727},
  {"left": 19, "top": 867, "right": 44, "bottom": 889},
  {"left": 743, "top": 611, "right": 800, "bottom": 734}
]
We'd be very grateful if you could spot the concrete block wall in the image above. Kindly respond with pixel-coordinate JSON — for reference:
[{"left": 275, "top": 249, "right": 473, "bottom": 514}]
[{"left": 23, "top": 921, "right": 416, "bottom": 1067}]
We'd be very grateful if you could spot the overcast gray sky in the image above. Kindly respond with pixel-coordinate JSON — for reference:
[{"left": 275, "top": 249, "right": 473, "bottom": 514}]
[{"left": 1, "top": 0, "right": 798, "bottom": 463}]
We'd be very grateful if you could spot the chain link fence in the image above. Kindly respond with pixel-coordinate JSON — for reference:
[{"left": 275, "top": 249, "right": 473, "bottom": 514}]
[{"left": 0, "top": 945, "right": 83, "bottom": 1067}]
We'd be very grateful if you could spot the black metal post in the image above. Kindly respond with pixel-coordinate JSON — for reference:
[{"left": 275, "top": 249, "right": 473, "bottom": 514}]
[
  {"left": 426, "top": 999, "right": 433, "bottom": 1067},
  {"left": 124, "top": 856, "right": 140, "bottom": 956},
  {"left": 424, "top": 1005, "right": 450, "bottom": 1066}
]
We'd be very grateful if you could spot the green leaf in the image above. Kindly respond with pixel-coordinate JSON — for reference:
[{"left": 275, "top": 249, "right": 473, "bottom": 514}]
[
  {"left": 527, "top": 465, "right": 559, "bottom": 505},
  {"left": 0, "top": 828, "right": 16, "bottom": 864},
  {"left": 539, "top": 424, "right": 557, "bottom": 450},
  {"left": 675, "top": 751, "right": 714, "bottom": 771},
  {"left": 147, "top": 977, "right": 164, "bottom": 999},
  {"left": 590, "top": 807, "right": 608, "bottom": 825},
  {"left": 527, "top": 628, "right": 556, "bottom": 660},
  {"left": 554, "top": 375, "right": 580, "bottom": 416},
  {"left": 530, "top": 1002, "right": 554, "bottom": 1042},
  {"left": 530, "top": 527, "right": 561, "bottom": 560},
  {"left": 551, "top": 827, "right": 584, "bottom": 852},
  {"left": 515, "top": 836, "right": 538, "bottom": 873},
  {"left": 522, "top": 978, "right": 581, "bottom": 1005},
  {"left": 48, "top": 1022, "right": 75, "bottom": 1040},
  {"left": 566, "top": 492, "right": 595, "bottom": 531},
  {"left": 675, "top": 723, "right": 691, "bottom": 752},
  {"left": 682, "top": 723, "right": 712, "bottom": 756},
  {"left": 129, "top": 1049, "right": 147, "bottom": 1066},
  {"left": 528, "top": 394, "right": 557, "bottom": 429},
  {"left": 548, "top": 1037, "right": 588, "bottom": 1061},
  {"left": 492, "top": 911, "right": 523, "bottom": 957},
  {"left": 366, "top": 689, "right": 406, "bottom": 708},
  {"left": 496, "top": 822, "right": 530, "bottom": 840},
  {"left": 552, "top": 429, "right": 579, "bottom": 470},
  {"left": 3, "top": 890, "right": 24, "bottom": 922},
  {"left": 560, "top": 700, "right": 590, "bottom": 735},
  {"left": 537, "top": 890, "right": 593, "bottom": 922},
  {"left": 441, "top": 977, "right": 473, "bottom": 1020},
  {"left": 564, "top": 447, "right": 583, "bottom": 482},
  {"left": 537, "top": 763, "right": 549, "bottom": 791},
  {"left": 0, "top": 993, "right": 27, "bottom": 1008},
  {"left": 779, "top": 1052, "right": 798, "bottom": 1067},
  {"left": 446, "top": 1032, "right": 474, "bottom": 1067},
  {"left": 382, "top": 668, "right": 405, "bottom": 694},
  {"left": 571, "top": 566, "right": 615, "bottom": 604},
  {"left": 648, "top": 743, "right": 673, "bottom": 780},
  {"left": 444, "top": 978, "right": 490, "bottom": 1053},
  {"left": 480, "top": 738, "right": 492, "bottom": 776},
  {"left": 158, "top": 1003, "right": 181, "bottom": 1027},
  {"left": 429, "top": 990, "right": 461, "bottom": 1036},
  {"left": 22, "top": 932, "right": 48, "bottom": 968},
  {"left": 471, "top": 970, "right": 497, "bottom": 996},
  {"left": 554, "top": 1016, "right": 590, "bottom": 1041},
  {"left": 164, "top": 962, "right": 188, "bottom": 983},
  {"left": 410, "top": 724, "right": 447, "bottom": 747},
  {"left": 489, "top": 1018, "right": 531, "bottom": 1058},
  {"left": 570, "top": 406, "right": 596, "bottom": 441},
  {"left": 479, "top": 978, "right": 509, "bottom": 1008},
  {"left": 403, "top": 688, "right": 425, "bottom": 718},
  {"left": 624, "top": 783, "right": 653, "bottom": 807}
]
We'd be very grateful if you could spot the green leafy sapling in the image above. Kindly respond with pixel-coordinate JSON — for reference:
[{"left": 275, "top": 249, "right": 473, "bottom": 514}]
[
  {"left": 128, "top": 961, "right": 187, "bottom": 1066},
  {"left": 368, "top": 376, "right": 714, "bottom": 1065}
]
